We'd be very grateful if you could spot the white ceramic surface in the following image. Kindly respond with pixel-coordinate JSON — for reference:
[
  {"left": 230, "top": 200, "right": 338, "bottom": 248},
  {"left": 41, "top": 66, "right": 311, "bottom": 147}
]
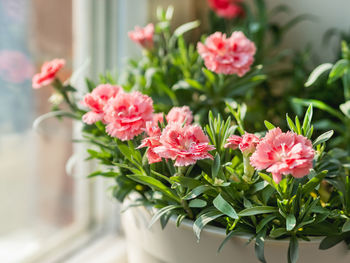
[{"left": 121, "top": 200, "right": 350, "bottom": 263}]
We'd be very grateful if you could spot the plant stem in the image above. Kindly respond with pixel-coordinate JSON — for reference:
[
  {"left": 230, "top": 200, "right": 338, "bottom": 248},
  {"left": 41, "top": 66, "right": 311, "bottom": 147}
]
[
  {"left": 181, "top": 199, "right": 194, "bottom": 219},
  {"left": 53, "top": 79, "right": 77, "bottom": 112}
]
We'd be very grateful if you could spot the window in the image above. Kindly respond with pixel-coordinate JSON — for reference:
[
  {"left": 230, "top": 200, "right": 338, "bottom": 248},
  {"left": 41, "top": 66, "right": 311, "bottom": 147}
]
[
  {"left": 0, "top": 1, "right": 119, "bottom": 262},
  {"left": 0, "top": 0, "right": 198, "bottom": 261}
]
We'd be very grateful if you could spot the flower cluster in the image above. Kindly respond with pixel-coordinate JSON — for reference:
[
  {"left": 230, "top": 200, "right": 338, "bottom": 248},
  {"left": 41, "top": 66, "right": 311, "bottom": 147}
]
[
  {"left": 197, "top": 31, "right": 256, "bottom": 76},
  {"left": 139, "top": 106, "right": 214, "bottom": 166},
  {"left": 250, "top": 128, "right": 315, "bottom": 183},
  {"left": 128, "top": 23, "right": 154, "bottom": 50},
  {"left": 32, "top": 58, "right": 65, "bottom": 89},
  {"left": 225, "top": 128, "right": 314, "bottom": 183},
  {"left": 225, "top": 132, "right": 260, "bottom": 155},
  {"left": 208, "top": 0, "right": 243, "bottom": 19},
  {"left": 82, "top": 84, "right": 122, "bottom": 124}
]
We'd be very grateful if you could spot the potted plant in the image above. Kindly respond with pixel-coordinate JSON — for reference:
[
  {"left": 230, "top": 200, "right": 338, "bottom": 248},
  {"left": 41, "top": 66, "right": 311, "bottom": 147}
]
[{"left": 32, "top": 2, "right": 350, "bottom": 263}]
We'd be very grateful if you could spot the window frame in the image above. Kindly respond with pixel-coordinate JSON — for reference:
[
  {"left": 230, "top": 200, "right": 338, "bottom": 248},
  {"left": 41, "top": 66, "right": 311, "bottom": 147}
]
[{"left": 22, "top": 0, "right": 150, "bottom": 262}]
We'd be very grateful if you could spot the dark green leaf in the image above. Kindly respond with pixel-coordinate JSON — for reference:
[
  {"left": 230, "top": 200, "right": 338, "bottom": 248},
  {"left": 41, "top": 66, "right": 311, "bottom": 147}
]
[
  {"left": 288, "top": 235, "right": 299, "bottom": 263},
  {"left": 256, "top": 215, "right": 276, "bottom": 233},
  {"left": 302, "top": 170, "right": 327, "bottom": 196},
  {"left": 269, "top": 228, "right": 287, "bottom": 238},
  {"left": 183, "top": 185, "right": 214, "bottom": 200},
  {"left": 255, "top": 228, "right": 267, "bottom": 263},
  {"left": 148, "top": 205, "right": 181, "bottom": 228},
  {"left": 193, "top": 209, "right": 223, "bottom": 240},
  {"left": 213, "top": 194, "right": 238, "bottom": 219},
  {"left": 319, "top": 235, "right": 345, "bottom": 250},
  {"left": 212, "top": 154, "right": 221, "bottom": 179},
  {"left": 238, "top": 206, "right": 278, "bottom": 217},
  {"left": 170, "top": 176, "right": 201, "bottom": 189},
  {"left": 127, "top": 175, "right": 180, "bottom": 203}
]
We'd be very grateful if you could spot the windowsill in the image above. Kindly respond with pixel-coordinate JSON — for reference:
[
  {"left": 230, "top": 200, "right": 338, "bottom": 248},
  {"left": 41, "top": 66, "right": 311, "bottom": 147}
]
[{"left": 64, "top": 235, "right": 127, "bottom": 263}]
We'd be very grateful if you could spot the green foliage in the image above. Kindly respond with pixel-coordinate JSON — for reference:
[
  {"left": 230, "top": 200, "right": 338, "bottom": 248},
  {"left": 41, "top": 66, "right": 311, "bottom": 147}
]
[{"left": 34, "top": 4, "right": 350, "bottom": 263}]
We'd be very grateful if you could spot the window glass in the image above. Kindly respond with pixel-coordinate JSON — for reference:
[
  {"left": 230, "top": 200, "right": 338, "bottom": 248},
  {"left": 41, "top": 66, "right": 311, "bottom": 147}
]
[{"left": 0, "top": 0, "right": 74, "bottom": 261}]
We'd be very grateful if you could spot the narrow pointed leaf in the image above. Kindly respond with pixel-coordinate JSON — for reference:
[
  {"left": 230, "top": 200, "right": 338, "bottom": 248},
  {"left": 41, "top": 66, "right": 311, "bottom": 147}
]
[{"left": 213, "top": 194, "right": 238, "bottom": 219}]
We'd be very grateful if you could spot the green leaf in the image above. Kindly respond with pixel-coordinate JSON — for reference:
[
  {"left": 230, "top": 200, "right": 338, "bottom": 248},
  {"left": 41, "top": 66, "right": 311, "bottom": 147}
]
[
  {"left": 189, "top": 199, "right": 207, "bottom": 208},
  {"left": 202, "top": 68, "right": 216, "bottom": 83},
  {"left": 213, "top": 194, "right": 238, "bottom": 219},
  {"left": 193, "top": 209, "right": 223, "bottom": 240},
  {"left": 286, "top": 114, "right": 297, "bottom": 133},
  {"left": 295, "top": 116, "right": 302, "bottom": 135},
  {"left": 302, "top": 104, "right": 313, "bottom": 136},
  {"left": 87, "top": 170, "right": 117, "bottom": 178},
  {"left": 342, "top": 219, "right": 350, "bottom": 232},
  {"left": 288, "top": 235, "right": 299, "bottom": 263},
  {"left": 286, "top": 214, "right": 296, "bottom": 231},
  {"left": 211, "top": 154, "right": 221, "bottom": 179},
  {"left": 256, "top": 215, "right": 276, "bottom": 233},
  {"left": 112, "top": 176, "right": 137, "bottom": 202},
  {"left": 305, "top": 63, "right": 333, "bottom": 87},
  {"left": 302, "top": 170, "right": 327, "bottom": 196},
  {"left": 340, "top": 100, "right": 350, "bottom": 118},
  {"left": 269, "top": 228, "right": 287, "bottom": 238},
  {"left": 264, "top": 120, "right": 276, "bottom": 130},
  {"left": 127, "top": 175, "right": 181, "bottom": 203},
  {"left": 173, "top": 20, "right": 200, "bottom": 37},
  {"left": 255, "top": 228, "right": 267, "bottom": 263},
  {"left": 117, "top": 141, "right": 142, "bottom": 166},
  {"left": 258, "top": 173, "right": 280, "bottom": 195},
  {"left": 170, "top": 176, "right": 201, "bottom": 189},
  {"left": 176, "top": 214, "right": 186, "bottom": 227},
  {"left": 292, "top": 98, "right": 345, "bottom": 122},
  {"left": 183, "top": 185, "right": 214, "bottom": 200},
  {"left": 185, "top": 78, "right": 204, "bottom": 91},
  {"left": 319, "top": 235, "right": 345, "bottom": 250},
  {"left": 313, "top": 130, "right": 334, "bottom": 147},
  {"left": 148, "top": 205, "right": 181, "bottom": 228},
  {"left": 328, "top": 59, "right": 349, "bottom": 84},
  {"left": 238, "top": 206, "right": 278, "bottom": 217}
]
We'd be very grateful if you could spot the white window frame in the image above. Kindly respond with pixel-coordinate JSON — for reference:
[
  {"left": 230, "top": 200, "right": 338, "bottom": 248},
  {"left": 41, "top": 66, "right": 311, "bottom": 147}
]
[{"left": 22, "top": 1, "right": 149, "bottom": 262}]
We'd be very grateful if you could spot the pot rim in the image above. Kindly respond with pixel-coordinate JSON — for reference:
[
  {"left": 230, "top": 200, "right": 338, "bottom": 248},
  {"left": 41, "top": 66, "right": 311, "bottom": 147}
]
[
  {"left": 167, "top": 215, "right": 327, "bottom": 244},
  {"left": 126, "top": 193, "right": 327, "bottom": 244}
]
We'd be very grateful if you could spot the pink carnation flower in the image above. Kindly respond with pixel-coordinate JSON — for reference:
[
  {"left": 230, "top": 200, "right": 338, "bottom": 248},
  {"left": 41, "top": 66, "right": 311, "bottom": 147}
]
[
  {"left": 82, "top": 84, "right": 122, "bottom": 125},
  {"left": 104, "top": 91, "right": 153, "bottom": 141},
  {"left": 208, "top": 0, "right": 243, "bottom": 19},
  {"left": 152, "top": 113, "right": 164, "bottom": 125},
  {"left": 250, "top": 128, "right": 315, "bottom": 184},
  {"left": 153, "top": 123, "right": 215, "bottom": 166},
  {"left": 128, "top": 23, "right": 154, "bottom": 49},
  {"left": 137, "top": 121, "right": 162, "bottom": 164},
  {"left": 32, "top": 58, "right": 65, "bottom": 89},
  {"left": 166, "top": 106, "right": 193, "bottom": 125},
  {"left": 225, "top": 133, "right": 260, "bottom": 155},
  {"left": 197, "top": 31, "right": 256, "bottom": 76}
]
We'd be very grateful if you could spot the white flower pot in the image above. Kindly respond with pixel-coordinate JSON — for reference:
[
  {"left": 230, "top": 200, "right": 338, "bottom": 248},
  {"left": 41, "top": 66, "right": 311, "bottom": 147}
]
[{"left": 121, "top": 199, "right": 350, "bottom": 263}]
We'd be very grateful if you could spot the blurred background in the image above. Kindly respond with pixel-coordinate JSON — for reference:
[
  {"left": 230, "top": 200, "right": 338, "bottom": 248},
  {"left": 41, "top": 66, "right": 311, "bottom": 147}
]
[{"left": 1, "top": 0, "right": 350, "bottom": 262}]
